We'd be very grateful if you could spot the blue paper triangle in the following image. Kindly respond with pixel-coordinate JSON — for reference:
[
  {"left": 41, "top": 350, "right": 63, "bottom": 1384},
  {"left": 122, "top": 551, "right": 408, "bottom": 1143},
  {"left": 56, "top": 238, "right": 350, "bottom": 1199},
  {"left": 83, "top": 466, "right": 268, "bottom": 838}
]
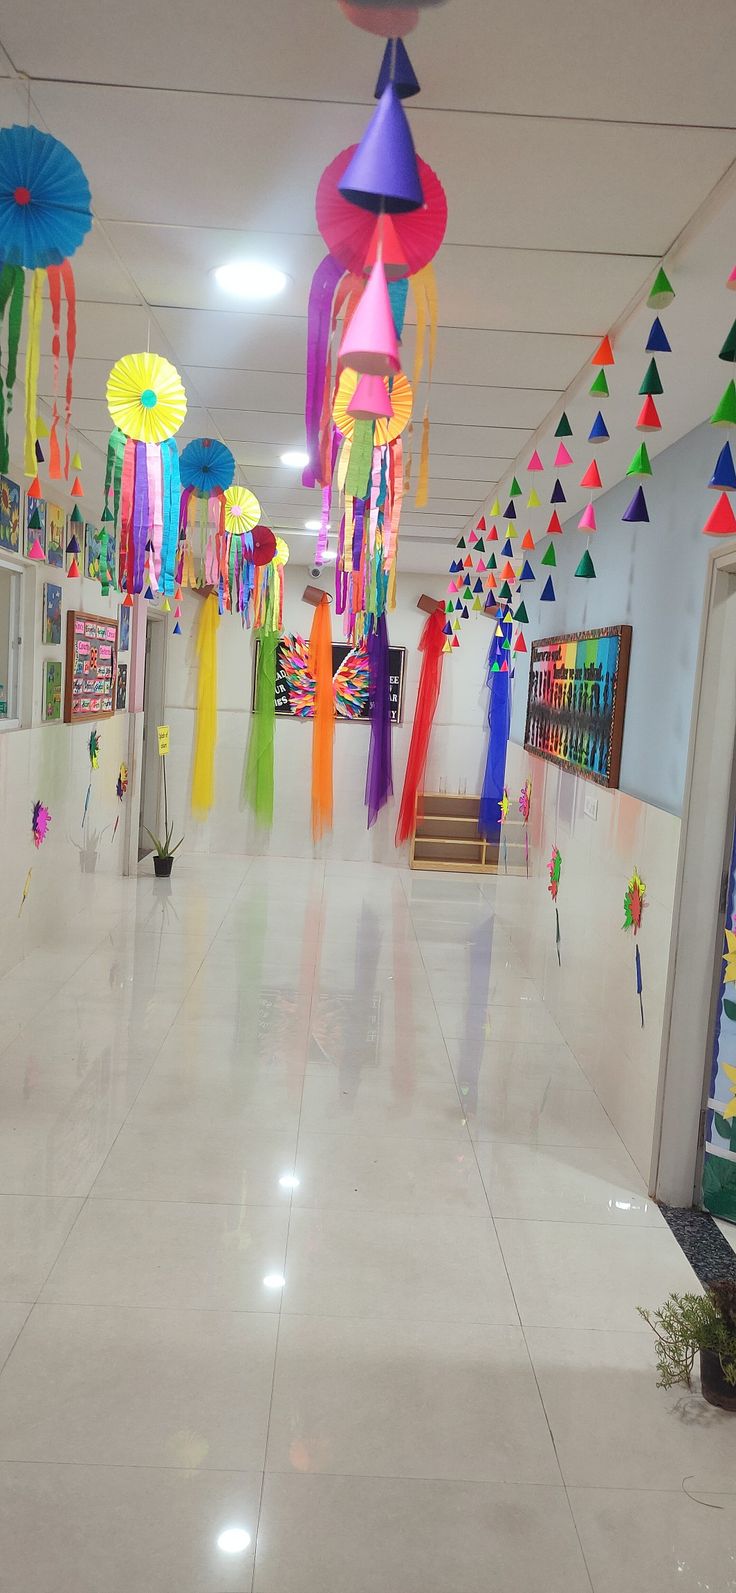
[
  {"left": 646, "top": 316, "right": 671, "bottom": 354},
  {"left": 473, "top": 578, "right": 483, "bottom": 593},
  {"left": 588, "top": 411, "right": 609, "bottom": 442},
  {"left": 540, "top": 575, "right": 556, "bottom": 601},
  {"left": 709, "top": 441, "right": 736, "bottom": 492},
  {"left": 520, "top": 559, "right": 535, "bottom": 580},
  {"left": 501, "top": 538, "right": 513, "bottom": 556}
]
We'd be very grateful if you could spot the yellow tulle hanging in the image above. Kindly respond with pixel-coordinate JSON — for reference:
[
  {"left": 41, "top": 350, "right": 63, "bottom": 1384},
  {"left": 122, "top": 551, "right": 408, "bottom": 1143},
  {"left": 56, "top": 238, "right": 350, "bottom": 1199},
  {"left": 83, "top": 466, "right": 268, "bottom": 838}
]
[{"left": 191, "top": 592, "right": 220, "bottom": 817}]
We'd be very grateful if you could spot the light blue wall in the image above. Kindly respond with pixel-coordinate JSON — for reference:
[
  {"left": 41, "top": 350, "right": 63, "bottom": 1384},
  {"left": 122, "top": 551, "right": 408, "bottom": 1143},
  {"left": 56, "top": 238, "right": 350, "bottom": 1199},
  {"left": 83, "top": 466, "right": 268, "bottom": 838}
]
[{"left": 509, "top": 421, "right": 718, "bottom": 815}]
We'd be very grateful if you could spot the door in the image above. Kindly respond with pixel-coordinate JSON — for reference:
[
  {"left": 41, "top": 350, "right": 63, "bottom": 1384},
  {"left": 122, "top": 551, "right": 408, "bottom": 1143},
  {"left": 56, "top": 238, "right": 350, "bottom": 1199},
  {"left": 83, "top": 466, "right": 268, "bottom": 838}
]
[
  {"left": 138, "top": 611, "right": 166, "bottom": 858},
  {"left": 701, "top": 779, "right": 736, "bottom": 1221}
]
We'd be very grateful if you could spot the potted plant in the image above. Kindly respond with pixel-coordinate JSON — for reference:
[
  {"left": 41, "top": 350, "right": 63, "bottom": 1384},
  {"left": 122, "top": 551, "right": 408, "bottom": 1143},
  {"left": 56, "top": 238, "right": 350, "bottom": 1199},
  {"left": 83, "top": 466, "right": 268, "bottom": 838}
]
[
  {"left": 145, "top": 745, "right": 182, "bottom": 877},
  {"left": 638, "top": 1280, "right": 736, "bottom": 1410}
]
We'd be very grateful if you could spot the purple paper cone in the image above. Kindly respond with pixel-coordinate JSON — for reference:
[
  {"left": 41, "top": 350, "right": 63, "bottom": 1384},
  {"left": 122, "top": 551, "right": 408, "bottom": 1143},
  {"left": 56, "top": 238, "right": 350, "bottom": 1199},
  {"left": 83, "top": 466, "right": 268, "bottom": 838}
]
[
  {"left": 339, "top": 84, "right": 422, "bottom": 214},
  {"left": 375, "top": 38, "right": 420, "bottom": 98},
  {"left": 622, "top": 485, "right": 649, "bottom": 523}
]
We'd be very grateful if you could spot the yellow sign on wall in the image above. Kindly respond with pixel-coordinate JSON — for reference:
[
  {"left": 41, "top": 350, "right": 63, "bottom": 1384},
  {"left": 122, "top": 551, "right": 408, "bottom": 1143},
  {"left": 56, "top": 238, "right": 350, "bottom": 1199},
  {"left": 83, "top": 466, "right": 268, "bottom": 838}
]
[{"left": 156, "top": 724, "right": 170, "bottom": 757}]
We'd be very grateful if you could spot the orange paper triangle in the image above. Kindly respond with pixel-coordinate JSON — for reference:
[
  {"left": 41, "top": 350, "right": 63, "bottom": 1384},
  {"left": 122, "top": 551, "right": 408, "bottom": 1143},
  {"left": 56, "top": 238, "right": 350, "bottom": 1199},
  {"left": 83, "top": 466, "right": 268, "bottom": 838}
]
[
  {"left": 27, "top": 476, "right": 42, "bottom": 498},
  {"left": 70, "top": 476, "right": 84, "bottom": 497},
  {"left": 521, "top": 530, "right": 535, "bottom": 550},
  {"left": 592, "top": 334, "right": 614, "bottom": 366}
]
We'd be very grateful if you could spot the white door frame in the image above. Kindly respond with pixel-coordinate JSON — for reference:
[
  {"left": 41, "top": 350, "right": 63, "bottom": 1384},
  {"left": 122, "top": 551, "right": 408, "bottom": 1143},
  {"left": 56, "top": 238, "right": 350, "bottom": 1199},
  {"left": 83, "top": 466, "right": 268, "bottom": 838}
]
[{"left": 652, "top": 538, "right": 736, "bottom": 1206}]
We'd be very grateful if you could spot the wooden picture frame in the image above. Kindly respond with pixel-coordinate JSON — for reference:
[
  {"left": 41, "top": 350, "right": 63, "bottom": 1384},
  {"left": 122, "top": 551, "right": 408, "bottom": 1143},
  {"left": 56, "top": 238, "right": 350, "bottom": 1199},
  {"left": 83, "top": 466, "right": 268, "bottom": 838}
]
[
  {"left": 64, "top": 609, "right": 119, "bottom": 722},
  {"left": 523, "top": 624, "right": 632, "bottom": 789}
]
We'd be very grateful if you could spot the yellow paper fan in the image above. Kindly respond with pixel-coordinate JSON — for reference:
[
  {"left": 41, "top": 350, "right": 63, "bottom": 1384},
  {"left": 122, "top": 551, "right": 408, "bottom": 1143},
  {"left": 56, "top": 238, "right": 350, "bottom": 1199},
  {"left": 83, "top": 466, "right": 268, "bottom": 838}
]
[
  {"left": 332, "top": 368, "right": 413, "bottom": 445},
  {"left": 223, "top": 485, "right": 261, "bottom": 534},
  {"left": 106, "top": 352, "right": 187, "bottom": 444},
  {"left": 274, "top": 535, "right": 289, "bottom": 565}
]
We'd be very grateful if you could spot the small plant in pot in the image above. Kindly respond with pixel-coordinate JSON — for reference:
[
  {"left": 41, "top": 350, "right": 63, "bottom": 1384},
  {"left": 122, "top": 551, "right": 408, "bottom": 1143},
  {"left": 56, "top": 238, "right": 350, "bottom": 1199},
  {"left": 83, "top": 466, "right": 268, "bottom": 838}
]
[
  {"left": 638, "top": 1280, "right": 736, "bottom": 1410},
  {"left": 145, "top": 821, "right": 183, "bottom": 878}
]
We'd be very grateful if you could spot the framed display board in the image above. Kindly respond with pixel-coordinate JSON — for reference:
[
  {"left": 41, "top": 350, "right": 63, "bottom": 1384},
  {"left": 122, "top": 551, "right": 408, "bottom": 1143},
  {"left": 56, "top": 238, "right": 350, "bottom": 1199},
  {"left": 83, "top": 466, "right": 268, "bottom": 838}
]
[
  {"left": 64, "top": 609, "right": 119, "bottom": 722},
  {"left": 253, "top": 636, "right": 406, "bottom": 724},
  {"left": 524, "top": 625, "right": 631, "bottom": 789}
]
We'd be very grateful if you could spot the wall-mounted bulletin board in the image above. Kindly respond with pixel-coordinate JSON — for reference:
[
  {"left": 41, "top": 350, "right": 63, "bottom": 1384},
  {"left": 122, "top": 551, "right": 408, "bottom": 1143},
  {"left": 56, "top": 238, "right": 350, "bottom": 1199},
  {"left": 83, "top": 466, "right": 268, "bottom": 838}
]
[
  {"left": 253, "top": 637, "right": 407, "bottom": 723},
  {"left": 524, "top": 625, "right": 632, "bottom": 789},
  {"left": 64, "top": 610, "right": 119, "bottom": 722}
]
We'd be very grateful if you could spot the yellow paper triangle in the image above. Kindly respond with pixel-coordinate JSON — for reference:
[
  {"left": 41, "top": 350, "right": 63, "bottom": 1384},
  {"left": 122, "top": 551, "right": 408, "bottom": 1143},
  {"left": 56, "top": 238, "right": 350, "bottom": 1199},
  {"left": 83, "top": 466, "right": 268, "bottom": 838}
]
[
  {"left": 490, "top": 499, "right": 500, "bottom": 516},
  {"left": 527, "top": 489, "right": 540, "bottom": 509},
  {"left": 35, "top": 414, "right": 50, "bottom": 439}
]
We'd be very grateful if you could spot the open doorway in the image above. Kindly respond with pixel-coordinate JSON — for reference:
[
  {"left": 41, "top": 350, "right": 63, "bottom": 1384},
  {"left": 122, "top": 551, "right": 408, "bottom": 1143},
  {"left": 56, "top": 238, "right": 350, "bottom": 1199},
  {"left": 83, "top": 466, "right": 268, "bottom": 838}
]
[
  {"left": 652, "top": 546, "right": 736, "bottom": 1212},
  {"left": 138, "top": 610, "right": 167, "bottom": 859}
]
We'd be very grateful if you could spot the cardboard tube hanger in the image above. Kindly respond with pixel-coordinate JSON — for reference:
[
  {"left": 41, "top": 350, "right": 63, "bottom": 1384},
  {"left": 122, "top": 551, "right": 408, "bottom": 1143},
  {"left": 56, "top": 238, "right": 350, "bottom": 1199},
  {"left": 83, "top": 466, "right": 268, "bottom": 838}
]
[
  {"left": 302, "top": 584, "right": 333, "bottom": 607},
  {"left": 416, "top": 593, "right": 444, "bottom": 614}
]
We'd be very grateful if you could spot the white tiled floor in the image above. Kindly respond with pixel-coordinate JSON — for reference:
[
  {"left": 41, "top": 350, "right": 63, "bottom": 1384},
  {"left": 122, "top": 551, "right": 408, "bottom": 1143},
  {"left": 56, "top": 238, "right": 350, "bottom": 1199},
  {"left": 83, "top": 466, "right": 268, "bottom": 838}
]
[{"left": 0, "top": 854, "right": 733, "bottom": 1592}]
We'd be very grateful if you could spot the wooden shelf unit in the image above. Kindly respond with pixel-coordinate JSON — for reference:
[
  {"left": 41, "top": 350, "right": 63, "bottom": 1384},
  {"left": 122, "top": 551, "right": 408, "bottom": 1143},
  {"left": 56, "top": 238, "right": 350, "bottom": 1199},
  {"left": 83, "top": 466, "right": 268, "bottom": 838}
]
[{"left": 409, "top": 792, "right": 527, "bottom": 875}]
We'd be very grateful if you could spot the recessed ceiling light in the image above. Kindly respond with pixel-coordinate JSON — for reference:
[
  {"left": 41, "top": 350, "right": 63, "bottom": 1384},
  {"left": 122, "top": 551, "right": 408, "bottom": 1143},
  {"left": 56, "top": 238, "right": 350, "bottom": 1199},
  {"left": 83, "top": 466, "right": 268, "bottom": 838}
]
[
  {"left": 279, "top": 1173, "right": 300, "bottom": 1189},
  {"left": 217, "top": 1528, "right": 251, "bottom": 1555},
  {"left": 304, "top": 519, "right": 322, "bottom": 531},
  {"left": 213, "top": 260, "right": 288, "bottom": 300},
  {"left": 280, "top": 450, "right": 309, "bottom": 469},
  {"left": 263, "top": 1272, "right": 286, "bottom": 1290}
]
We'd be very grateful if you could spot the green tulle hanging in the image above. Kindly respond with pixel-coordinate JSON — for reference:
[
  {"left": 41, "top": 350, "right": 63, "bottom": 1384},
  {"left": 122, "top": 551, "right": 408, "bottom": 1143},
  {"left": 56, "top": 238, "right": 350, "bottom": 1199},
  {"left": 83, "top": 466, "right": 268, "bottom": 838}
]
[{"left": 244, "top": 631, "right": 278, "bottom": 826}]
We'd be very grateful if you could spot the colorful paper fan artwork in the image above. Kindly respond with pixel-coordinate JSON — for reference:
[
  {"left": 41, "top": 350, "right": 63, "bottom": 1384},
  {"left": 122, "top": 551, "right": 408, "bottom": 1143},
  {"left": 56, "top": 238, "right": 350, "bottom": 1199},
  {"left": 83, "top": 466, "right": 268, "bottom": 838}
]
[
  {"left": 279, "top": 635, "right": 316, "bottom": 717},
  {"left": 548, "top": 845, "right": 562, "bottom": 964},
  {"left": 334, "top": 646, "right": 371, "bottom": 717},
  {"left": 0, "top": 124, "right": 92, "bottom": 477},
  {"left": 316, "top": 143, "right": 447, "bottom": 279},
  {"left": 223, "top": 485, "right": 261, "bottom": 535},
  {"left": 103, "top": 354, "right": 186, "bottom": 599},
  {"left": 278, "top": 635, "right": 373, "bottom": 719},
  {"left": 88, "top": 728, "right": 100, "bottom": 768},
  {"left": 31, "top": 799, "right": 51, "bottom": 848},
  {"left": 332, "top": 367, "right": 413, "bottom": 445},
  {"left": 180, "top": 437, "right": 234, "bottom": 495},
  {"left": 623, "top": 868, "right": 647, "bottom": 1026}
]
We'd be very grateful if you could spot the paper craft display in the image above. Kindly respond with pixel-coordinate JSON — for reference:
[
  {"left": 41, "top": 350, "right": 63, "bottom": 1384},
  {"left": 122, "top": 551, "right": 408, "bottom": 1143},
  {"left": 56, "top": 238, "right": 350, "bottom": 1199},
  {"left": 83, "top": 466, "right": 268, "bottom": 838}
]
[
  {"left": 25, "top": 497, "right": 46, "bottom": 557},
  {"left": 524, "top": 626, "right": 632, "bottom": 789},
  {"left": 548, "top": 845, "right": 562, "bottom": 965},
  {"left": 255, "top": 636, "right": 406, "bottom": 722},
  {"left": 42, "top": 582, "right": 62, "bottom": 645},
  {"left": 46, "top": 504, "right": 65, "bottom": 568},
  {"left": 623, "top": 868, "right": 646, "bottom": 1027},
  {"left": 103, "top": 352, "right": 185, "bottom": 598},
  {"left": 64, "top": 610, "right": 119, "bottom": 721},
  {"left": 702, "top": 816, "right": 736, "bottom": 1220},
  {"left": 43, "top": 659, "right": 61, "bottom": 721},
  {"left": 115, "top": 661, "right": 127, "bottom": 711},
  {"left": 0, "top": 475, "right": 20, "bottom": 553}
]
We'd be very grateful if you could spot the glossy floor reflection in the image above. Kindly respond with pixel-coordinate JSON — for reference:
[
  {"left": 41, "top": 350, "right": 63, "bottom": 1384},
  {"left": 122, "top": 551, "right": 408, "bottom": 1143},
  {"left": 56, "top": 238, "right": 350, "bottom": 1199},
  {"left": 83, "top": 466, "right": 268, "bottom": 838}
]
[{"left": 0, "top": 855, "right": 732, "bottom": 1593}]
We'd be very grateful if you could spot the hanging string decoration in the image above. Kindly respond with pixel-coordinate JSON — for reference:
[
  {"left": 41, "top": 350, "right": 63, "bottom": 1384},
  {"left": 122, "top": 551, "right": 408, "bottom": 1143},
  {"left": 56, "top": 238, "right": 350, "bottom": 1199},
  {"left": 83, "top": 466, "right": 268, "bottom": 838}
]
[
  {"left": 623, "top": 867, "right": 647, "bottom": 1026},
  {"left": 103, "top": 352, "right": 186, "bottom": 598},
  {"left": 178, "top": 437, "right": 235, "bottom": 593},
  {"left": 0, "top": 124, "right": 91, "bottom": 479},
  {"left": 548, "top": 845, "right": 562, "bottom": 965},
  {"left": 365, "top": 611, "right": 393, "bottom": 826},
  {"left": 704, "top": 267, "right": 736, "bottom": 536},
  {"left": 624, "top": 267, "right": 674, "bottom": 531}
]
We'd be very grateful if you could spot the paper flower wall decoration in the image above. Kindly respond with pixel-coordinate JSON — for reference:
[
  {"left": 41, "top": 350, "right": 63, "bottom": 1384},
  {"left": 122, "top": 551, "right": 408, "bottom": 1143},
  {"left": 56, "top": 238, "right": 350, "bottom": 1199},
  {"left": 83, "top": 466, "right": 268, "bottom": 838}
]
[
  {"left": 88, "top": 728, "right": 100, "bottom": 768},
  {"left": 116, "top": 761, "right": 128, "bottom": 801},
  {"left": 31, "top": 799, "right": 51, "bottom": 848},
  {"left": 223, "top": 485, "right": 261, "bottom": 535},
  {"left": 0, "top": 124, "right": 92, "bottom": 478},
  {"left": 103, "top": 354, "right": 186, "bottom": 598},
  {"left": 518, "top": 778, "right": 531, "bottom": 875},
  {"left": 548, "top": 845, "right": 562, "bottom": 964},
  {"left": 623, "top": 868, "right": 647, "bottom": 1026}
]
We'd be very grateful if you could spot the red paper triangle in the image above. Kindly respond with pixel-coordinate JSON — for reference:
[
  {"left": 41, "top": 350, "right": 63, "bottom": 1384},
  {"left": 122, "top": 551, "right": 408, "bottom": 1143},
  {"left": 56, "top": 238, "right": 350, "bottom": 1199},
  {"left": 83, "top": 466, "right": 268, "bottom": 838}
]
[
  {"left": 580, "top": 459, "right": 602, "bottom": 490},
  {"left": 546, "top": 510, "right": 563, "bottom": 535},
  {"left": 703, "top": 492, "right": 736, "bottom": 536},
  {"left": 514, "top": 631, "right": 528, "bottom": 653},
  {"left": 476, "top": 516, "right": 486, "bottom": 532},
  {"left": 123, "top": 592, "right": 134, "bottom": 607},
  {"left": 488, "top": 525, "right": 498, "bottom": 541},
  {"left": 636, "top": 395, "right": 661, "bottom": 431},
  {"left": 27, "top": 476, "right": 42, "bottom": 498},
  {"left": 521, "top": 530, "right": 535, "bottom": 550},
  {"left": 70, "top": 476, "right": 84, "bottom": 497},
  {"left": 592, "top": 334, "right": 614, "bottom": 366},
  {"left": 67, "top": 556, "right": 80, "bottom": 579}
]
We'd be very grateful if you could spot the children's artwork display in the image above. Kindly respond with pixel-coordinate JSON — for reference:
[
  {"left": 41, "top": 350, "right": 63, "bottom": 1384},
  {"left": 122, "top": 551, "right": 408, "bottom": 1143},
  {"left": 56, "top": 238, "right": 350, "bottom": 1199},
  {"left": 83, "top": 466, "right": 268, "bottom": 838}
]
[
  {"left": 85, "top": 522, "right": 115, "bottom": 583},
  {"left": 64, "top": 609, "right": 118, "bottom": 721},
  {"left": 44, "top": 659, "right": 62, "bottom": 721},
  {"left": 115, "top": 661, "right": 127, "bottom": 711},
  {"left": 524, "top": 626, "right": 632, "bottom": 788},
  {"left": 42, "top": 582, "right": 62, "bottom": 645},
  {"left": 255, "top": 636, "right": 406, "bottom": 723},
  {"left": 119, "top": 604, "right": 130, "bottom": 653},
  {"left": 0, "top": 475, "right": 20, "bottom": 553},
  {"left": 25, "top": 497, "right": 46, "bottom": 557},
  {"left": 46, "top": 503, "right": 66, "bottom": 568}
]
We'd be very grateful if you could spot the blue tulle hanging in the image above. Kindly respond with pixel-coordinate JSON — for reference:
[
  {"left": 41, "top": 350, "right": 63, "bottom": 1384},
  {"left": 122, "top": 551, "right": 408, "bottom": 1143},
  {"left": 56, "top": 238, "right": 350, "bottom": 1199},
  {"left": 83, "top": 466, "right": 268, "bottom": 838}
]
[
  {"left": 0, "top": 124, "right": 91, "bottom": 268},
  {"left": 179, "top": 436, "right": 235, "bottom": 495},
  {"left": 478, "top": 617, "right": 512, "bottom": 841}
]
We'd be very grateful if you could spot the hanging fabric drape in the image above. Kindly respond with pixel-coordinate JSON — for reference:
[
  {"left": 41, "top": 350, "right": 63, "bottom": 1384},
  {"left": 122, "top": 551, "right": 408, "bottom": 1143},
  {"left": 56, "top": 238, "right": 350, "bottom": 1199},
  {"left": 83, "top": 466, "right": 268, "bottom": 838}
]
[
  {"left": 191, "top": 592, "right": 220, "bottom": 817},
  {"left": 395, "top": 605, "right": 445, "bottom": 843},
  {"left": 243, "top": 631, "right": 278, "bottom": 827},
  {"left": 479, "top": 617, "right": 512, "bottom": 840},
  {"left": 309, "top": 597, "right": 334, "bottom": 842},
  {"left": 365, "top": 612, "right": 393, "bottom": 827}
]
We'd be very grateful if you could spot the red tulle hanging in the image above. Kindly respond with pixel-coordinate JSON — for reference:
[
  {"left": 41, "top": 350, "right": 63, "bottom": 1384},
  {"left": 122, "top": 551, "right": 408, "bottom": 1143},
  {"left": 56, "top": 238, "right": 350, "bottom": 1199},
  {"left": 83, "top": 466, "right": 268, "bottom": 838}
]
[{"left": 395, "top": 606, "right": 446, "bottom": 843}]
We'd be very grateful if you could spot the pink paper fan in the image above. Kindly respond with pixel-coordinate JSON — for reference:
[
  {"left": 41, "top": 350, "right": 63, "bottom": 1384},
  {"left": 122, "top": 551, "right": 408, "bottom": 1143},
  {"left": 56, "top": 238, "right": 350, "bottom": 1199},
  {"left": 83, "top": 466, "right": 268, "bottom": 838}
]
[
  {"left": 316, "top": 143, "right": 447, "bottom": 279},
  {"left": 32, "top": 800, "right": 51, "bottom": 848}
]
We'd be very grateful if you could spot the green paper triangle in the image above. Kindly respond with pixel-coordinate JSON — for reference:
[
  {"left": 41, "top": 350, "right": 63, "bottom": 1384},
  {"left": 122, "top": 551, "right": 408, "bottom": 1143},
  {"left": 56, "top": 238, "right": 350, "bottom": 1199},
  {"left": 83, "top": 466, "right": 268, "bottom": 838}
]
[
  {"left": 575, "top": 549, "right": 596, "bottom": 579},
  {"left": 498, "top": 580, "right": 512, "bottom": 601},
  {"left": 474, "top": 538, "right": 485, "bottom": 553},
  {"left": 70, "top": 504, "right": 83, "bottom": 524},
  {"left": 589, "top": 368, "right": 609, "bottom": 398},
  {"left": 101, "top": 506, "right": 114, "bottom": 523},
  {"left": 487, "top": 552, "right": 497, "bottom": 570},
  {"left": 627, "top": 442, "right": 652, "bottom": 477},
  {"left": 509, "top": 476, "right": 522, "bottom": 496},
  {"left": 639, "top": 358, "right": 663, "bottom": 396},
  {"left": 513, "top": 601, "right": 529, "bottom": 624},
  {"left": 554, "top": 412, "right": 572, "bottom": 437},
  {"left": 647, "top": 266, "right": 675, "bottom": 308},
  {"left": 29, "top": 507, "right": 42, "bottom": 532},
  {"left": 457, "top": 536, "right": 466, "bottom": 549},
  {"left": 720, "top": 319, "right": 736, "bottom": 364},
  {"left": 490, "top": 660, "right": 500, "bottom": 673},
  {"left": 711, "top": 381, "right": 736, "bottom": 426},
  {"left": 502, "top": 637, "right": 511, "bottom": 650},
  {"left": 540, "top": 542, "right": 557, "bottom": 568}
]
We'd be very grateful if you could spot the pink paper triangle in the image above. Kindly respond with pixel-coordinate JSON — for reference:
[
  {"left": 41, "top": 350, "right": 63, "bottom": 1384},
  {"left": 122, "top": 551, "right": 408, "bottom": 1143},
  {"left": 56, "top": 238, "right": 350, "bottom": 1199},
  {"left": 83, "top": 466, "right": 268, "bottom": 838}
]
[
  {"left": 527, "top": 449, "right": 543, "bottom": 471},
  {"left": 554, "top": 442, "right": 573, "bottom": 468}
]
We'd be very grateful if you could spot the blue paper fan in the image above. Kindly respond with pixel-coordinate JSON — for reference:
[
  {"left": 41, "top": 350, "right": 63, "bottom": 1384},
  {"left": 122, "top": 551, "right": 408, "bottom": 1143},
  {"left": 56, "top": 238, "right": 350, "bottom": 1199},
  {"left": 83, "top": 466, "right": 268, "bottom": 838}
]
[
  {"left": 179, "top": 436, "right": 235, "bottom": 494},
  {"left": 0, "top": 125, "right": 92, "bottom": 268}
]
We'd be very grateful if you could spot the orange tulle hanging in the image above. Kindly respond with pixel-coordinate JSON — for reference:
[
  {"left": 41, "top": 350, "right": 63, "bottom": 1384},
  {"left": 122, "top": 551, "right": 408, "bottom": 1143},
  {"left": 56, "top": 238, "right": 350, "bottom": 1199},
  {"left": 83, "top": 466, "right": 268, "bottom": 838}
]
[{"left": 309, "top": 596, "right": 334, "bottom": 842}]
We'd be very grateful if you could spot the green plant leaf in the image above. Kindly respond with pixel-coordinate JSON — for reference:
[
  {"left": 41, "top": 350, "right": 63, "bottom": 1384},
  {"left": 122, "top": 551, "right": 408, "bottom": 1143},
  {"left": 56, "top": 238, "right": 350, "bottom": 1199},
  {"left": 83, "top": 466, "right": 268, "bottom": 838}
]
[
  {"left": 714, "top": 1112, "right": 733, "bottom": 1140},
  {"left": 724, "top": 998, "right": 736, "bottom": 1022}
]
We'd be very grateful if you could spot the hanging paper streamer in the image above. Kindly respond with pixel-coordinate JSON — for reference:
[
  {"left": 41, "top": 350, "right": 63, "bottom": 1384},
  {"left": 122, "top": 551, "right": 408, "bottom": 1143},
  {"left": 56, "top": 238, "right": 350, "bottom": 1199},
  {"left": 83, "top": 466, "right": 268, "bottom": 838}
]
[
  {"left": 518, "top": 777, "right": 532, "bottom": 877},
  {"left": 104, "top": 353, "right": 186, "bottom": 597},
  {"left": 0, "top": 125, "right": 91, "bottom": 477},
  {"left": 623, "top": 867, "right": 647, "bottom": 1027},
  {"left": 309, "top": 597, "right": 334, "bottom": 841},
  {"left": 548, "top": 845, "right": 562, "bottom": 965},
  {"left": 395, "top": 605, "right": 445, "bottom": 843},
  {"left": 112, "top": 761, "right": 128, "bottom": 843},
  {"left": 243, "top": 630, "right": 278, "bottom": 827},
  {"left": 365, "top": 612, "right": 393, "bottom": 826},
  {"left": 20, "top": 799, "right": 52, "bottom": 914},
  {"left": 82, "top": 728, "right": 100, "bottom": 828},
  {"left": 478, "top": 614, "right": 512, "bottom": 841},
  {"left": 191, "top": 593, "right": 220, "bottom": 817},
  {"left": 178, "top": 437, "right": 234, "bottom": 597}
]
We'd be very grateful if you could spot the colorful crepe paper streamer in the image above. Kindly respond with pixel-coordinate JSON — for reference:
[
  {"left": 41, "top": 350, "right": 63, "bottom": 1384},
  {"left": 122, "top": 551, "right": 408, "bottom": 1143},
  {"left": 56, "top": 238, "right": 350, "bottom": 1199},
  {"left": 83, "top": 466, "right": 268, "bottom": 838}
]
[
  {"left": 191, "top": 593, "right": 220, "bottom": 817},
  {"left": 309, "top": 597, "right": 334, "bottom": 842},
  {"left": 244, "top": 631, "right": 278, "bottom": 827},
  {"left": 548, "top": 845, "right": 562, "bottom": 965},
  {"left": 395, "top": 605, "right": 445, "bottom": 844},
  {"left": 623, "top": 868, "right": 646, "bottom": 1026}
]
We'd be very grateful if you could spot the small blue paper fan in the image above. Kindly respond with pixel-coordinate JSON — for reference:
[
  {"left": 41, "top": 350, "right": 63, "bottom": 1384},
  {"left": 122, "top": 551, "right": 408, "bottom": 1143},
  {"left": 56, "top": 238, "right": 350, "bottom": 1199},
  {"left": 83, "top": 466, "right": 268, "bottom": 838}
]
[
  {"left": 0, "top": 125, "right": 92, "bottom": 268},
  {"left": 179, "top": 436, "right": 235, "bottom": 495}
]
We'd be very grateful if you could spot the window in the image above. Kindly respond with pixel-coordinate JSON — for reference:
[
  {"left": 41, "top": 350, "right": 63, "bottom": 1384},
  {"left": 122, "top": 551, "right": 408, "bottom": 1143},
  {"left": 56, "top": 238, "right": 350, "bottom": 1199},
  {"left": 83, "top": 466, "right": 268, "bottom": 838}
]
[{"left": 0, "top": 559, "right": 22, "bottom": 727}]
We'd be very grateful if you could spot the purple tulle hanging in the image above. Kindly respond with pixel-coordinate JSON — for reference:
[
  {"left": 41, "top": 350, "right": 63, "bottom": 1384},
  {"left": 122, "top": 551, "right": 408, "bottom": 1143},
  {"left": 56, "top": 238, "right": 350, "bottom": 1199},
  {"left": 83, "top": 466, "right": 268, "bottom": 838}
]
[{"left": 365, "top": 613, "right": 393, "bottom": 827}]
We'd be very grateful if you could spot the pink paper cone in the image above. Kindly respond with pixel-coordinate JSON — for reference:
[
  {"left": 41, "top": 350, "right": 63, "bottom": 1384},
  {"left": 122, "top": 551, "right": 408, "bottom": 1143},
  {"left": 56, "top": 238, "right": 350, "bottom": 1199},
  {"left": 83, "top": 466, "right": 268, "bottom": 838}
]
[
  {"left": 554, "top": 442, "right": 573, "bottom": 468},
  {"left": 347, "top": 373, "right": 394, "bottom": 420},
  {"left": 339, "top": 261, "right": 400, "bottom": 377},
  {"left": 578, "top": 502, "right": 597, "bottom": 532}
]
